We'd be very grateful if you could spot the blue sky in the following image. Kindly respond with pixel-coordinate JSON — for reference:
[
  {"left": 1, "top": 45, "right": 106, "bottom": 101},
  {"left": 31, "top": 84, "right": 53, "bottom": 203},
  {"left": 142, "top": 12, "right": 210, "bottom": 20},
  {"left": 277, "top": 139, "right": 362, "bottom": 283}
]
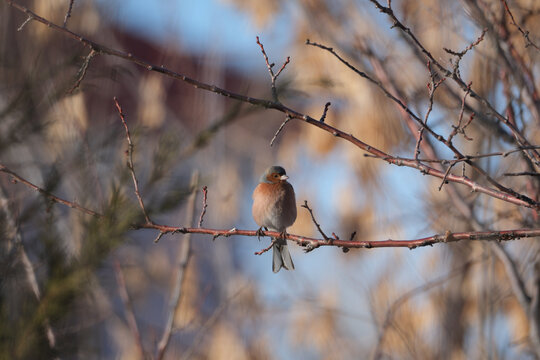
[{"left": 97, "top": 0, "right": 293, "bottom": 70}]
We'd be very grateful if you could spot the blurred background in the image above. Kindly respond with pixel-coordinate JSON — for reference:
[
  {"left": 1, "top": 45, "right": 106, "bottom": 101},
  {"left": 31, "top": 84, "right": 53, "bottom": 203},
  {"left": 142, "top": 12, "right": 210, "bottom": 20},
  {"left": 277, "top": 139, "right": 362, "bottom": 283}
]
[{"left": 1, "top": 0, "right": 540, "bottom": 359}]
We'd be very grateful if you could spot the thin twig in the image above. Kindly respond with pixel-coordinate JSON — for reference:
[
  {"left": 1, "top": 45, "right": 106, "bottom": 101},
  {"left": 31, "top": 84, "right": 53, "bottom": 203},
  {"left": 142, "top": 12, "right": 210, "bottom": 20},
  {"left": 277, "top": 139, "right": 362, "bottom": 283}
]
[
  {"left": 63, "top": 0, "right": 75, "bottom": 28},
  {"left": 449, "top": 82, "right": 474, "bottom": 143},
  {"left": 254, "top": 237, "right": 278, "bottom": 255},
  {"left": 504, "top": 171, "right": 540, "bottom": 177},
  {"left": 114, "top": 97, "right": 151, "bottom": 224},
  {"left": 415, "top": 61, "right": 445, "bottom": 159},
  {"left": 444, "top": 29, "right": 488, "bottom": 78},
  {"left": 256, "top": 36, "right": 290, "bottom": 102},
  {"left": 155, "top": 171, "right": 198, "bottom": 360},
  {"left": 301, "top": 200, "right": 330, "bottom": 241},
  {"left": 501, "top": 0, "right": 540, "bottom": 51},
  {"left": 198, "top": 186, "right": 208, "bottom": 227},
  {"left": 114, "top": 260, "right": 146, "bottom": 359},
  {"left": 0, "top": 187, "right": 59, "bottom": 354},
  {"left": 17, "top": 15, "right": 32, "bottom": 31},
  {"left": 320, "top": 102, "right": 331, "bottom": 122},
  {"left": 438, "top": 162, "right": 457, "bottom": 191},
  {"left": 0, "top": 163, "right": 101, "bottom": 217},
  {"left": 180, "top": 287, "right": 246, "bottom": 360},
  {"left": 366, "top": 145, "right": 540, "bottom": 163},
  {"left": 372, "top": 256, "right": 485, "bottom": 360},
  {"left": 68, "top": 48, "right": 98, "bottom": 93},
  {"left": 269, "top": 115, "right": 291, "bottom": 146},
  {"left": 154, "top": 231, "right": 166, "bottom": 243},
  {"left": 490, "top": 242, "right": 532, "bottom": 317}
]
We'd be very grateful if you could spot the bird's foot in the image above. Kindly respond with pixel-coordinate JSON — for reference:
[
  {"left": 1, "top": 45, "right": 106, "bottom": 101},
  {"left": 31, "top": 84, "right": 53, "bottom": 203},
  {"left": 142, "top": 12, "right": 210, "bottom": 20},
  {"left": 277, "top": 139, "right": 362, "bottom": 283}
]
[{"left": 255, "top": 226, "right": 268, "bottom": 241}]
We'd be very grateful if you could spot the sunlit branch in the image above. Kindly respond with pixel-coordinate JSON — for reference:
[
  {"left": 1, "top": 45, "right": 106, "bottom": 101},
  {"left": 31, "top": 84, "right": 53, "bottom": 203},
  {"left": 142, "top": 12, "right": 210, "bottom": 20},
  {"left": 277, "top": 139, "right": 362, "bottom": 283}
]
[
  {"left": 305, "top": 38, "right": 535, "bottom": 206},
  {"left": 135, "top": 224, "right": 540, "bottom": 250},
  {"left": 501, "top": 0, "right": 540, "bottom": 51},
  {"left": 2, "top": 160, "right": 539, "bottom": 249},
  {"left": 5, "top": 1, "right": 539, "bottom": 210},
  {"left": 269, "top": 115, "right": 291, "bottom": 147},
  {"left": 367, "top": 0, "right": 540, "bottom": 166}
]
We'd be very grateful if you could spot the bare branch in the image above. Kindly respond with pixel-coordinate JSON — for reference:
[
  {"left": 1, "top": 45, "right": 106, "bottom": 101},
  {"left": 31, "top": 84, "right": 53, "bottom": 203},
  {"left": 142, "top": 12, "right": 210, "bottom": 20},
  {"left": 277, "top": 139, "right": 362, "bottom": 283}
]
[
  {"left": 180, "top": 287, "right": 246, "bottom": 360},
  {"left": 198, "top": 186, "right": 208, "bottom": 227},
  {"left": 372, "top": 256, "right": 484, "bottom": 360},
  {"left": 1, "top": 161, "right": 538, "bottom": 249},
  {"left": 114, "top": 97, "right": 151, "bottom": 224},
  {"left": 301, "top": 200, "right": 330, "bottom": 241},
  {"left": 366, "top": 0, "right": 540, "bottom": 165},
  {"left": 319, "top": 101, "right": 331, "bottom": 123},
  {"left": 148, "top": 220, "right": 540, "bottom": 251},
  {"left": 155, "top": 171, "right": 198, "bottom": 360},
  {"left": 68, "top": 48, "right": 98, "bottom": 93},
  {"left": 0, "top": 163, "right": 101, "bottom": 217},
  {"left": 114, "top": 260, "right": 146, "bottom": 359},
  {"left": 269, "top": 115, "right": 291, "bottom": 146},
  {"left": 415, "top": 61, "right": 446, "bottom": 160},
  {"left": 448, "top": 82, "right": 474, "bottom": 143},
  {"left": 0, "top": 186, "right": 59, "bottom": 352},
  {"left": 63, "top": 0, "right": 75, "bottom": 28},
  {"left": 4, "top": 1, "right": 537, "bottom": 209},
  {"left": 17, "top": 15, "right": 32, "bottom": 31},
  {"left": 4, "top": 0, "right": 540, "bottom": 213},
  {"left": 307, "top": 38, "right": 532, "bottom": 204},
  {"left": 504, "top": 172, "right": 540, "bottom": 177},
  {"left": 366, "top": 146, "right": 540, "bottom": 164},
  {"left": 491, "top": 242, "right": 531, "bottom": 310},
  {"left": 501, "top": 0, "right": 540, "bottom": 51},
  {"left": 254, "top": 237, "right": 278, "bottom": 256},
  {"left": 438, "top": 162, "right": 457, "bottom": 191},
  {"left": 256, "top": 36, "right": 290, "bottom": 102},
  {"left": 153, "top": 231, "right": 166, "bottom": 243},
  {"left": 444, "top": 29, "right": 488, "bottom": 78}
]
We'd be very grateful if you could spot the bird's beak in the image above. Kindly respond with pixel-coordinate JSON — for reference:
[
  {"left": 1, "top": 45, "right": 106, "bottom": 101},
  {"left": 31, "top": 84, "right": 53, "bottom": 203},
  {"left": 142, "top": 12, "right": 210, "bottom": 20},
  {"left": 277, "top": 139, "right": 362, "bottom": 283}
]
[{"left": 280, "top": 175, "right": 289, "bottom": 181}]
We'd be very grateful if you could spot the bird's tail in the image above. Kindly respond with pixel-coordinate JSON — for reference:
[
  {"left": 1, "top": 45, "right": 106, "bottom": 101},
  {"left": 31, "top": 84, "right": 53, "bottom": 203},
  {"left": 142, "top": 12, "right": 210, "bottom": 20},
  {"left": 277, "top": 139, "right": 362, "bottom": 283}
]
[{"left": 272, "top": 240, "right": 295, "bottom": 273}]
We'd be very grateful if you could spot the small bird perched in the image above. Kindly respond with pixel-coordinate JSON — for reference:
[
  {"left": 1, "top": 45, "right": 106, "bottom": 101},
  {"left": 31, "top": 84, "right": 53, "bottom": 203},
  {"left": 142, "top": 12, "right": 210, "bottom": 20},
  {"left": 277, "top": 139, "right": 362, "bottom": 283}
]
[{"left": 252, "top": 166, "right": 297, "bottom": 273}]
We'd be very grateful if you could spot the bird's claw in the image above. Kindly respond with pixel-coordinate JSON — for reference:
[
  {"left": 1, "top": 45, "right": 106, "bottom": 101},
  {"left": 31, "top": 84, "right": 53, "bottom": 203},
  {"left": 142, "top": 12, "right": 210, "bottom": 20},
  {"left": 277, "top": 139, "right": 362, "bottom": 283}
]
[{"left": 255, "top": 226, "right": 267, "bottom": 241}]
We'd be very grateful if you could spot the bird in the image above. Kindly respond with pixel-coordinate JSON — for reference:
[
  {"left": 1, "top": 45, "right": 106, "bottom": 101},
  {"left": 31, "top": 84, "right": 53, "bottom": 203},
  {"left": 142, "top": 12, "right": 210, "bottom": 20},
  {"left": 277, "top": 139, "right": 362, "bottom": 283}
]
[{"left": 252, "top": 165, "right": 297, "bottom": 273}]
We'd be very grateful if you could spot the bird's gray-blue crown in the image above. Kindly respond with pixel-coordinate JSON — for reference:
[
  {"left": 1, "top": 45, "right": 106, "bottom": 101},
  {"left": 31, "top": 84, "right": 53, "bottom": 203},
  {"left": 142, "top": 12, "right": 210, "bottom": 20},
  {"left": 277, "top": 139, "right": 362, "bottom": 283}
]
[{"left": 260, "top": 165, "right": 287, "bottom": 183}]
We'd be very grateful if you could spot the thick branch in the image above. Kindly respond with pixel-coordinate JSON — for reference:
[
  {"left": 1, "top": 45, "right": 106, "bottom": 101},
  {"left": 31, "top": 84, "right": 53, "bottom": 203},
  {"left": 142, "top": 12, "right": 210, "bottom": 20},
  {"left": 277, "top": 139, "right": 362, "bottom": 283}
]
[
  {"left": 136, "top": 224, "right": 540, "bottom": 250},
  {"left": 1, "top": 160, "right": 538, "bottom": 249}
]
